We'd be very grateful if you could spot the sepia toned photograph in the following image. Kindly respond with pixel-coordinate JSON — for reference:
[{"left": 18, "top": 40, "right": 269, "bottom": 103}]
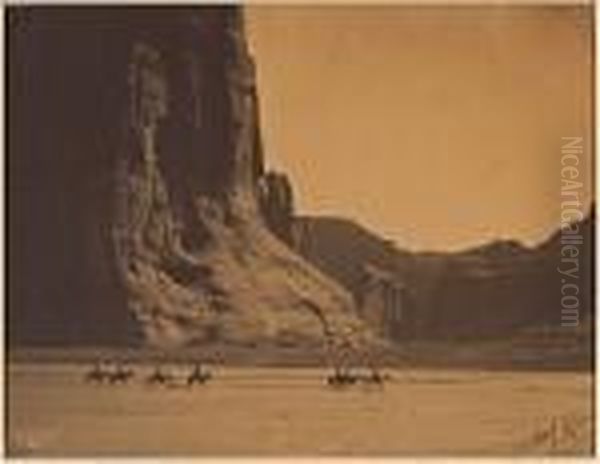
[{"left": 6, "top": 3, "right": 595, "bottom": 457}]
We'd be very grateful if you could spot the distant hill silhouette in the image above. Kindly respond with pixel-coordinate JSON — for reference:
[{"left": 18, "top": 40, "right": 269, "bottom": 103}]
[{"left": 294, "top": 209, "right": 594, "bottom": 343}]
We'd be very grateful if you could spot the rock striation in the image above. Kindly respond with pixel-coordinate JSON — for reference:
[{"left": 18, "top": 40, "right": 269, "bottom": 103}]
[{"left": 8, "top": 7, "right": 371, "bottom": 350}]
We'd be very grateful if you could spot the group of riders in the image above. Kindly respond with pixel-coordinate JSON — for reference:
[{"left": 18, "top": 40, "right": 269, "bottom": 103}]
[
  {"left": 325, "top": 364, "right": 390, "bottom": 387},
  {"left": 85, "top": 342, "right": 391, "bottom": 389},
  {"left": 85, "top": 361, "right": 212, "bottom": 386},
  {"left": 85, "top": 360, "right": 388, "bottom": 388},
  {"left": 324, "top": 338, "right": 392, "bottom": 387}
]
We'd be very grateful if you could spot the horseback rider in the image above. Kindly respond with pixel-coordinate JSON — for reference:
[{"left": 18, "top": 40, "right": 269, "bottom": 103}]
[
  {"left": 187, "top": 361, "right": 211, "bottom": 385},
  {"left": 85, "top": 359, "right": 107, "bottom": 383},
  {"left": 147, "top": 363, "right": 172, "bottom": 384}
]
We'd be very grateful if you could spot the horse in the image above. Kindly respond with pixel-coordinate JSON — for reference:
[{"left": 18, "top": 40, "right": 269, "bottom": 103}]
[
  {"left": 326, "top": 362, "right": 392, "bottom": 388},
  {"left": 107, "top": 366, "right": 135, "bottom": 384},
  {"left": 146, "top": 366, "right": 174, "bottom": 385},
  {"left": 84, "top": 363, "right": 109, "bottom": 384},
  {"left": 326, "top": 367, "right": 358, "bottom": 387},
  {"left": 356, "top": 366, "right": 394, "bottom": 387},
  {"left": 186, "top": 363, "right": 212, "bottom": 386},
  {"left": 356, "top": 370, "right": 384, "bottom": 386}
]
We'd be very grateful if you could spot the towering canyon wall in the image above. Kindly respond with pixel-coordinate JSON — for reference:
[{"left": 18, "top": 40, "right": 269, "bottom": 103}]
[{"left": 8, "top": 7, "right": 371, "bottom": 350}]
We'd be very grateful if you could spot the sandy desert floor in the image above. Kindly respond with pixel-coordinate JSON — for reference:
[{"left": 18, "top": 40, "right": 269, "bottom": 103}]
[{"left": 7, "top": 363, "right": 594, "bottom": 456}]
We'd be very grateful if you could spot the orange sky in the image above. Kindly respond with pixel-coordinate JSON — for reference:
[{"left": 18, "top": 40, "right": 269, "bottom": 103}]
[{"left": 245, "top": 6, "right": 593, "bottom": 251}]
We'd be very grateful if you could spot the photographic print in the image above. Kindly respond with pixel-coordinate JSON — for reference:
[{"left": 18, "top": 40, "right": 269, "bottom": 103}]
[{"left": 6, "top": 3, "right": 595, "bottom": 457}]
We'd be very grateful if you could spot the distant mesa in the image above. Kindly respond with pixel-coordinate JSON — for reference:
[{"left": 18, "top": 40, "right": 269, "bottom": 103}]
[{"left": 292, "top": 211, "right": 594, "bottom": 351}]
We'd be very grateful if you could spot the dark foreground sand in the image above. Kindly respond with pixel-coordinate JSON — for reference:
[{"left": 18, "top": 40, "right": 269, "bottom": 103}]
[{"left": 7, "top": 362, "right": 593, "bottom": 456}]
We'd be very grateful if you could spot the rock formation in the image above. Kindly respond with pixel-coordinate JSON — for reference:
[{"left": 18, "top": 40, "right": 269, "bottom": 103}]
[
  {"left": 358, "top": 264, "right": 409, "bottom": 339},
  {"left": 8, "top": 7, "right": 371, "bottom": 350},
  {"left": 259, "top": 171, "right": 295, "bottom": 244},
  {"left": 294, "top": 212, "right": 594, "bottom": 342}
]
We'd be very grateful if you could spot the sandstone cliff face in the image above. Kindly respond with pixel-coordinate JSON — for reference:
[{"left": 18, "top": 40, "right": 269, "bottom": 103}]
[
  {"left": 8, "top": 7, "right": 371, "bottom": 350},
  {"left": 294, "top": 214, "right": 594, "bottom": 342},
  {"left": 259, "top": 171, "right": 295, "bottom": 244}
]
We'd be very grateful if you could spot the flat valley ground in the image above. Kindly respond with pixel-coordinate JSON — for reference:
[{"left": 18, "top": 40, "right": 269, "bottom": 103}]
[{"left": 7, "top": 360, "right": 593, "bottom": 456}]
